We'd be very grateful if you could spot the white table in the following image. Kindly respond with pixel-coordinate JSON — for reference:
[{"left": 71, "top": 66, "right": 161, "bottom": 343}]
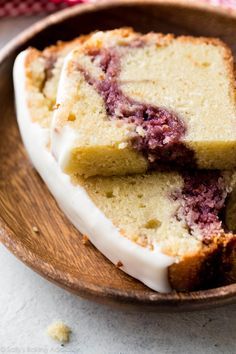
[{"left": 0, "top": 17, "right": 235, "bottom": 354}]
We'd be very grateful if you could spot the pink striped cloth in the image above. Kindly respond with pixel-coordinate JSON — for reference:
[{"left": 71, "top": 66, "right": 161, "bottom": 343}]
[
  {"left": 0, "top": 0, "right": 86, "bottom": 17},
  {"left": 0, "top": 0, "right": 235, "bottom": 17}
]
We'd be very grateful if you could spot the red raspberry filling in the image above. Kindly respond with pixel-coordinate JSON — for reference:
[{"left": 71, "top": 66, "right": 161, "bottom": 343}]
[
  {"left": 173, "top": 171, "right": 228, "bottom": 240},
  {"left": 80, "top": 47, "right": 194, "bottom": 167}
]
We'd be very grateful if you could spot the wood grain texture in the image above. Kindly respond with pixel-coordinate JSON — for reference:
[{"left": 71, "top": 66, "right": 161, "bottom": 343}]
[{"left": 0, "top": 0, "right": 236, "bottom": 311}]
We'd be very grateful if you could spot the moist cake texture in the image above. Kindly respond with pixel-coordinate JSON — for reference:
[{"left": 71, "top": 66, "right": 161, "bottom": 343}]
[
  {"left": 24, "top": 36, "right": 86, "bottom": 127},
  {"left": 77, "top": 169, "right": 236, "bottom": 290},
  {"left": 78, "top": 170, "right": 235, "bottom": 257},
  {"left": 51, "top": 29, "right": 236, "bottom": 177},
  {"left": 15, "top": 29, "right": 236, "bottom": 291},
  {"left": 79, "top": 46, "right": 193, "bottom": 168}
]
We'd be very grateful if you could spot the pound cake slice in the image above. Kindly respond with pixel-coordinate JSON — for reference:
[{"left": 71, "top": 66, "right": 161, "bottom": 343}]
[
  {"left": 22, "top": 35, "right": 87, "bottom": 128},
  {"left": 78, "top": 170, "right": 236, "bottom": 291},
  {"left": 14, "top": 42, "right": 236, "bottom": 292},
  {"left": 51, "top": 28, "right": 236, "bottom": 177}
]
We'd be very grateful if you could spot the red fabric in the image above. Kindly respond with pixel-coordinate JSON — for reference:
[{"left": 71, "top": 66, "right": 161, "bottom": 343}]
[
  {"left": 0, "top": 0, "right": 62, "bottom": 17},
  {"left": 0, "top": 0, "right": 86, "bottom": 17},
  {"left": 0, "top": 0, "right": 235, "bottom": 17}
]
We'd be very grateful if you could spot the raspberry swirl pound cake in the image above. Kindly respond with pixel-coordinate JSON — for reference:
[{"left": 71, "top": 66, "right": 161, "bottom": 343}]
[
  {"left": 14, "top": 36, "right": 236, "bottom": 292},
  {"left": 51, "top": 28, "right": 236, "bottom": 177},
  {"left": 78, "top": 170, "right": 236, "bottom": 291}
]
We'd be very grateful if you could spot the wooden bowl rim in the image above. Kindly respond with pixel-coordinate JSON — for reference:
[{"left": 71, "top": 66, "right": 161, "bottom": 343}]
[{"left": 0, "top": 0, "right": 236, "bottom": 309}]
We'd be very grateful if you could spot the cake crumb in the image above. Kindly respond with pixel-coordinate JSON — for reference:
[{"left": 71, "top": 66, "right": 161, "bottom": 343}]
[
  {"left": 116, "top": 260, "right": 123, "bottom": 268},
  {"left": 32, "top": 226, "right": 39, "bottom": 233},
  {"left": 52, "top": 103, "right": 60, "bottom": 111},
  {"left": 82, "top": 234, "right": 90, "bottom": 245},
  {"left": 47, "top": 321, "right": 71, "bottom": 343}
]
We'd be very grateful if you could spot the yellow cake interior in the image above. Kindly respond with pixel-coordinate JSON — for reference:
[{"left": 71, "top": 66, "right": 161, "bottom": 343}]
[{"left": 51, "top": 29, "right": 236, "bottom": 177}]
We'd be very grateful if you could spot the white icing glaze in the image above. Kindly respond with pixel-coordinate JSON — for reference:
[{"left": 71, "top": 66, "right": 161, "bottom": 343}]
[
  {"left": 51, "top": 51, "right": 79, "bottom": 170},
  {"left": 13, "top": 50, "right": 175, "bottom": 293}
]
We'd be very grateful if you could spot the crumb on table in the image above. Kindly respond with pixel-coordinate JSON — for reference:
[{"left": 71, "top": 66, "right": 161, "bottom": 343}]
[
  {"left": 116, "top": 260, "right": 123, "bottom": 268},
  {"left": 47, "top": 321, "right": 71, "bottom": 343},
  {"left": 82, "top": 234, "right": 90, "bottom": 245},
  {"left": 32, "top": 226, "right": 39, "bottom": 233}
]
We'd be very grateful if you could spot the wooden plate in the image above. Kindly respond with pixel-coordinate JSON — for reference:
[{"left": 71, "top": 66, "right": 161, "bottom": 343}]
[{"left": 1, "top": 0, "right": 236, "bottom": 311}]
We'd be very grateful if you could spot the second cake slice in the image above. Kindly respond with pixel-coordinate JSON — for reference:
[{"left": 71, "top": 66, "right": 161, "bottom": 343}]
[{"left": 51, "top": 28, "right": 236, "bottom": 177}]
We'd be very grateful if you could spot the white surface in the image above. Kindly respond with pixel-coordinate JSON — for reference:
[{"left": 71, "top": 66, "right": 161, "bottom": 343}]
[
  {"left": 0, "top": 243, "right": 236, "bottom": 354},
  {"left": 0, "top": 17, "right": 236, "bottom": 354}
]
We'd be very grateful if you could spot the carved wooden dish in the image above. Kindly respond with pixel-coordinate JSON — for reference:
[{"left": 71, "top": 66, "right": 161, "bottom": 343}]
[{"left": 1, "top": 0, "right": 236, "bottom": 311}]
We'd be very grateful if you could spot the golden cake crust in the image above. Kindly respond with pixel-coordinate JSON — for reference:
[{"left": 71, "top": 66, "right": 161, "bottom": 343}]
[{"left": 169, "top": 234, "right": 236, "bottom": 291}]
